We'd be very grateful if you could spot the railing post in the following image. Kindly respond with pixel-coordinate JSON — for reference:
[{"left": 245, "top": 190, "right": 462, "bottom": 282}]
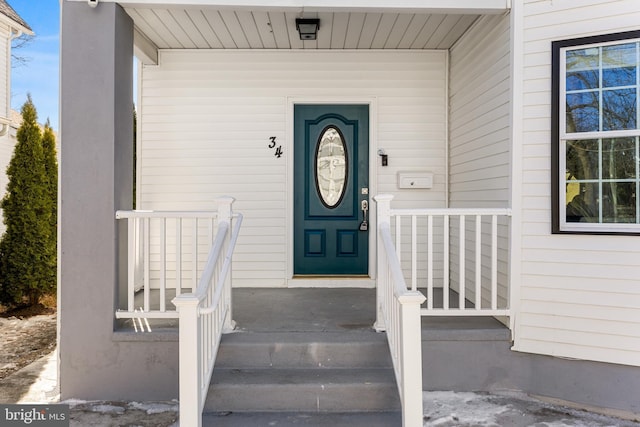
[
  {"left": 172, "top": 294, "right": 202, "bottom": 427},
  {"left": 399, "top": 291, "right": 426, "bottom": 427},
  {"left": 374, "top": 194, "right": 394, "bottom": 332},
  {"left": 215, "top": 196, "right": 236, "bottom": 332}
]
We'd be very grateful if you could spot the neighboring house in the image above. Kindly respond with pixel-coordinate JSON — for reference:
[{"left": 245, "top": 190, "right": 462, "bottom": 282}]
[
  {"left": 59, "top": 0, "right": 640, "bottom": 419},
  {"left": 0, "top": 1, "right": 32, "bottom": 236}
]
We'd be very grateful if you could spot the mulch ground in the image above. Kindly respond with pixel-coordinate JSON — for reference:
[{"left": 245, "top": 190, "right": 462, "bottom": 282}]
[{"left": 0, "top": 304, "right": 57, "bottom": 380}]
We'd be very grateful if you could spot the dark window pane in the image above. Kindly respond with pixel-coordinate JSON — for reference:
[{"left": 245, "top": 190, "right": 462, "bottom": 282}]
[
  {"left": 566, "top": 182, "right": 599, "bottom": 223},
  {"left": 602, "top": 138, "right": 636, "bottom": 179},
  {"left": 566, "top": 92, "right": 600, "bottom": 132},
  {"left": 566, "top": 139, "right": 599, "bottom": 180},
  {"left": 603, "top": 66, "right": 636, "bottom": 87},
  {"left": 602, "top": 88, "right": 636, "bottom": 130},
  {"left": 567, "top": 70, "right": 599, "bottom": 90},
  {"left": 602, "top": 182, "right": 636, "bottom": 223}
]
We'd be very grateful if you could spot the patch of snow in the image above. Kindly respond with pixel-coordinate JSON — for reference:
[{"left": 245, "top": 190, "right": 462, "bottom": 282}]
[
  {"left": 423, "top": 391, "right": 509, "bottom": 426},
  {"left": 61, "top": 398, "right": 87, "bottom": 408},
  {"left": 90, "top": 404, "right": 126, "bottom": 414},
  {"left": 422, "top": 391, "right": 639, "bottom": 427},
  {"left": 128, "top": 401, "right": 179, "bottom": 414}
]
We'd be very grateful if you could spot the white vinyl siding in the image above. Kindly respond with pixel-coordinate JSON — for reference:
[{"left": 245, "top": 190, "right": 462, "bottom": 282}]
[
  {"left": 448, "top": 14, "right": 511, "bottom": 310},
  {"left": 0, "top": 23, "right": 8, "bottom": 119},
  {"left": 0, "top": 22, "right": 14, "bottom": 237},
  {"left": 139, "top": 50, "right": 448, "bottom": 287},
  {"left": 517, "top": 0, "right": 640, "bottom": 367},
  {"left": 0, "top": 133, "right": 14, "bottom": 236}
]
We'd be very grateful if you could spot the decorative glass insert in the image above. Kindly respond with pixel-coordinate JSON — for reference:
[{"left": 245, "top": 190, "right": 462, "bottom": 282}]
[
  {"left": 555, "top": 32, "right": 640, "bottom": 233},
  {"left": 315, "top": 126, "right": 347, "bottom": 208}
]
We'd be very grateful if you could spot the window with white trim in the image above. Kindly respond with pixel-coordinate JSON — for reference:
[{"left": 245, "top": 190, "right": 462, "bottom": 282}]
[{"left": 553, "top": 31, "right": 640, "bottom": 233}]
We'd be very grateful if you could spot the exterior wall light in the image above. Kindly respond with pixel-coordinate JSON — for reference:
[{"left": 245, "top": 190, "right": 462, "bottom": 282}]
[{"left": 296, "top": 18, "right": 320, "bottom": 40}]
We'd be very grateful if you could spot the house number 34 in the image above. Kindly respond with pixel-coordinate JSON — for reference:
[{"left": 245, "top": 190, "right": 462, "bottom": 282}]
[{"left": 268, "top": 136, "right": 283, "bottom": 158}]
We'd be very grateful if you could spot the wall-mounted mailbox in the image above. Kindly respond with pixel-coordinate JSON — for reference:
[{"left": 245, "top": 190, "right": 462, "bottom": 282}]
[{"left": 398, "top": 172, "right": 433, "bottom": 189}]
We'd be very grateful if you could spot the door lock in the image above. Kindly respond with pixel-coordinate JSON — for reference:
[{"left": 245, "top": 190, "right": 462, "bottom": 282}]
[{"left": 359, "top": 200, "right": 369, "bottom": 231}]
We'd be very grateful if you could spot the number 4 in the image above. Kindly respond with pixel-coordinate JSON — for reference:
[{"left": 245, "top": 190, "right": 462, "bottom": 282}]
[{"left": 274, "top": 146, "right": 283, "bottom": 158}]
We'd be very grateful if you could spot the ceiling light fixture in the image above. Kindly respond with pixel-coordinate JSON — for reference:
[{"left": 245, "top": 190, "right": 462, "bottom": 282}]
[{"left": 295, "top": 18, "right": 320, "bottom": 41}]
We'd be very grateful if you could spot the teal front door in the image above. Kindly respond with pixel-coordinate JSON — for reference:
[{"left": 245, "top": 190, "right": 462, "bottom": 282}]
[{"left": 294, "top": 105, "right": 369, "bottom": 275}]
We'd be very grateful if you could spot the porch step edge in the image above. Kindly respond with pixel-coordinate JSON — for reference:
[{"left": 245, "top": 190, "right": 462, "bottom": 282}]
[
  {"left": 206, "top": 367, "right": 400, "bottom": 413},
  {"left": 202, "top": 411, "right": 402, "bottom": 426},
  {"left": 421, "top": 328, "right": 510, "bottom": 341},
  {"left": 217, "top": 331, "right": 392, "bottom": 368},
  {"left": 223, "top": 330, "right": 387, "bottom": 343}
]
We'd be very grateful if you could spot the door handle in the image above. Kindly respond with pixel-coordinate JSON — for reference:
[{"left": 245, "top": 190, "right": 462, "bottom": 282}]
[{"left": 359, "top": 200, "right": 369, "bottom": 231}]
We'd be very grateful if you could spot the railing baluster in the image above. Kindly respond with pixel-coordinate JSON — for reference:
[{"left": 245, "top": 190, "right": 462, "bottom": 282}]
[
  {"left": 127, "top": 218, "right": 135, "bottom": 313},
  {"left": 144, "top": 217, "right": 150, "bottom": 312},
  {"left": 427, "top": 215, "right": 433, "bottom": 310},
  {"left": 459, "top": 215, "right": 465, "bottom": 310},
  {"left": 208, "top": 217, "right": 214, "bottom": 247},
  {"left": 396, "top": 216, "right": 402, "bottom": 264},
  {"left": 411, "top": 215, "right": 417, "bottom": 291},
  {"left": 176, "top": 218, "right": 182, "bottom": 296},
  {"left": 491, "top": 215, "right": 498, "bottom": 310},
  {"left": 475, "top": 215, "right": 482, "bottom": 309},
  {"left": 160, "top": 218, "right": 166, "bottom": 312},
  {"left": 443, "top": 215, "right": 449, "bottom": 310},
  {"left": 192, "top": 218, "right": 198, "bottom": 292}
]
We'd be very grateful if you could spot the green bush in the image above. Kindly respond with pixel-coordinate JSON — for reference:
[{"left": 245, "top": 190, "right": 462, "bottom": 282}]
[{"left": 0, "top": 95, "right": 57, "bottom": 306}]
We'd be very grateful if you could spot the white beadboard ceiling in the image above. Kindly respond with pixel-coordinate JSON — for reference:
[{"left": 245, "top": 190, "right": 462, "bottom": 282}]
[{"left": 125, "top": 7, "right": 482, "bottom": 51}]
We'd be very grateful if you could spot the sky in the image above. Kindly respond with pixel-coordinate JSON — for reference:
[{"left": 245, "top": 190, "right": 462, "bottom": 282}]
[{"left": 8, "top": 0, "right": 59, "bottom": 130}]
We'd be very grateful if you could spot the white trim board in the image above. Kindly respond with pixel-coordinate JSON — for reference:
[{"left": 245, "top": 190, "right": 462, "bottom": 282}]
[{"left": 73, "top": 0, "right": 510, "bottom": 14}]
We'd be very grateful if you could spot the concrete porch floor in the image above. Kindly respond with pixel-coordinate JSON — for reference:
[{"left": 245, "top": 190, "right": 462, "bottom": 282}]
[
  {"left": 233, "top": 287, "right": 507, "bottom": 334},
  {"left": 117, "top": 287, "right": 508, "bottom": 334}
]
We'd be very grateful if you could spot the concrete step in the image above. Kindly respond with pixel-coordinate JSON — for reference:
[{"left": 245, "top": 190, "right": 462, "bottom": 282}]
[
  {"left": 205, "top": 367, "right": 400, "bottom": 412},
  {"left": 202, "top": 411, "right": 402, "bottom": 426},
  {"left": 216, "top": 331, "right": 392, "bottom": 369},
  {"left": 205, "top": 329, "right": 400, "bottom": 414}
]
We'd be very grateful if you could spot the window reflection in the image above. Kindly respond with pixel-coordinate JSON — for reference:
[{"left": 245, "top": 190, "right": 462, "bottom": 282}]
[
  {"left": 602, "top": 88, "right": 636, "bottom": 130},
  {"left": 602, "top": 138, "right": 636, "bottom": 179},
  {"left": 566, "top": 92, "right": 599, "bottom": 132},
  {"left": 565, "top": 42, "right": 638, "bottom": 133},
  {"left": 565, "top": 138, "right": 639, "bottom": 224}
]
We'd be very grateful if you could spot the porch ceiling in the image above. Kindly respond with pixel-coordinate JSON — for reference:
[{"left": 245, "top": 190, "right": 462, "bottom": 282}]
[{"left": 125, "top": 7, "right": 484, "bottom": 53}]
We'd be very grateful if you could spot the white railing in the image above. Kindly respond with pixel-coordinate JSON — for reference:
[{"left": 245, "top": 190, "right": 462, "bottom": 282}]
[
  {"left": 374, "top": 195, "right": 426, "bottom": 427},
  {"left": 172, "top": 197, "right": 242, "bottom": 427},
  {"left": 115, "top": 204, "right": 229, "bottom": 321},
  {"left": 378, "top": 195, "right": 512, "bottom": 317}
]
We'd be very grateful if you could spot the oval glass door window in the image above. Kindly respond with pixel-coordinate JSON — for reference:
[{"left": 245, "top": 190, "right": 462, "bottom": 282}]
[{"left": 315, "top": 126, "right": 347, "bottom": 208}]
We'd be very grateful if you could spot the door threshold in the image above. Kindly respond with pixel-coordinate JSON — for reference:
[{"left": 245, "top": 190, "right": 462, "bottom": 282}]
[{"left": 288, "top": 276, "right": 375, "bottom": 288}]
